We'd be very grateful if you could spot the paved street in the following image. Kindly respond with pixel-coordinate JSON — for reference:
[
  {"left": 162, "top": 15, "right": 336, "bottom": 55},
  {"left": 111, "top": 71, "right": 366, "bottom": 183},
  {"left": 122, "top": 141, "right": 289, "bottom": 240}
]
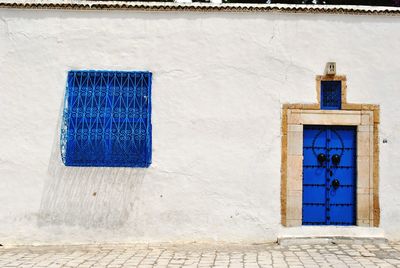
[{"left": 1, "top": 241, "right": 400, "bottom": 268}]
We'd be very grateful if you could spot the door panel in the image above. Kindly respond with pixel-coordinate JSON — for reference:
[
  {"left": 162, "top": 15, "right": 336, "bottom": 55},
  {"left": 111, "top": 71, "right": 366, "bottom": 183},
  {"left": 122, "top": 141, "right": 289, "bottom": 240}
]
[
  {"left": 303, "top": 186, "right": 326, "bottom": 204},
  {"left": 331, "top": 168, "right": 355, "bottom": 185},
  {"left": 330, "top": 205, "right": 356, "bottom": 225},
  {"left": 303, "top": 167, "right": 326, "bottom": 185},
  {"left": 302, "top": 205, "right": 326, "bottom": 225},
  {"left": 302, "top": 125, "right": 356, "bottom": 225},
  {"left": 330, "top": 187, "right": 355, "bottom": 204}
]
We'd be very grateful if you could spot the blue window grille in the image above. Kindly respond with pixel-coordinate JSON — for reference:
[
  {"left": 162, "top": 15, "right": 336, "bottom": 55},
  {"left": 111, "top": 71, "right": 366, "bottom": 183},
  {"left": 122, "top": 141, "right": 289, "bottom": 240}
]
[
  {"left": 61, "top": 70, "right": 152, "bottom": 167},
  {"left": 321, "top": 81, "right": 341, "bottom": 110}
]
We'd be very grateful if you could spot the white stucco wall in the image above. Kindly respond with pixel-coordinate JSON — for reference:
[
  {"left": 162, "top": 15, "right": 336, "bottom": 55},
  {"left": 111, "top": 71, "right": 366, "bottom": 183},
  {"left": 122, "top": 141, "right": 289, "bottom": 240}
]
[{"left": 0, "top": 6, "right": 400, "bottom": 244}]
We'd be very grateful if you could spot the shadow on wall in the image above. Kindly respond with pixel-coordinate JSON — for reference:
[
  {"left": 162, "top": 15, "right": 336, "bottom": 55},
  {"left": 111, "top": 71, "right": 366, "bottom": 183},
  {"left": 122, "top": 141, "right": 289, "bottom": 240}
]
[{"left": 38, "top": 103, "right": 146, "bottom": 229}]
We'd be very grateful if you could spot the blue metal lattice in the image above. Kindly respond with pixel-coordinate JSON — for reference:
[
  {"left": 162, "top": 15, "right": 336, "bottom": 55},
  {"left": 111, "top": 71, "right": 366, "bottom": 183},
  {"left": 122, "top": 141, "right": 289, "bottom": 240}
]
[
  {"left": 61, "top": 70, "right": 152, "bottom": 167},
  {"left": 302, "top": 125, "right": 356, "bottom": 225},
  {"left": 321, "top": 81, "right": 341, "bottom": 110}
]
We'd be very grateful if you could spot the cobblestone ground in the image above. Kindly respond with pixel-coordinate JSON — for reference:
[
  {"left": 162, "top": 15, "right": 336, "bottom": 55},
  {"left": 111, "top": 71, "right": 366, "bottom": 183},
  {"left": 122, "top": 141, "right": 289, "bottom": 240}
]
[{"left": 1, "top": 241, "right": 400, "bottom": 268}]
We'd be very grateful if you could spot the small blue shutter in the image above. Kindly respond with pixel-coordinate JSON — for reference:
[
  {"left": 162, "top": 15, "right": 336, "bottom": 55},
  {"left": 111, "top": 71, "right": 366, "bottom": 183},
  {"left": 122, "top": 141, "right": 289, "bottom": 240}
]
[
  {"left": 61, "top": 70, "right": 152, "bottom": 167},
  {"left": 321, "top": 81, "right": 341, "bottom": 110}
]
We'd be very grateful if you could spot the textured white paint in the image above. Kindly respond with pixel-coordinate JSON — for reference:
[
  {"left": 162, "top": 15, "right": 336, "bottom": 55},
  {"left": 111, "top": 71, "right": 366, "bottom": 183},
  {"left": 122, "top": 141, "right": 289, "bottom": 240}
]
[{"left": 0, "top": 8, "right": 400, "bottom": 244}]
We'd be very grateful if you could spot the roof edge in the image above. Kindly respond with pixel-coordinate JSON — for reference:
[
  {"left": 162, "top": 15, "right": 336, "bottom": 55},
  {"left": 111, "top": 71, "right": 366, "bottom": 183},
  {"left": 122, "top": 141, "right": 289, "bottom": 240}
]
[{"left": 0, "top": 1, "right": 400, "bottom": 15}]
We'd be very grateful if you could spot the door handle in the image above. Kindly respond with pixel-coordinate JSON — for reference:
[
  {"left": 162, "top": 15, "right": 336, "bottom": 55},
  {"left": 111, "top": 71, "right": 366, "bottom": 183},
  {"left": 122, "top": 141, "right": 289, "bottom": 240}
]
[
  {"left": 332, "top": 154, "right": 341, "bottom": 165},
  {"left": 317, "top": 153, "right": 327, "bottom": 164}
]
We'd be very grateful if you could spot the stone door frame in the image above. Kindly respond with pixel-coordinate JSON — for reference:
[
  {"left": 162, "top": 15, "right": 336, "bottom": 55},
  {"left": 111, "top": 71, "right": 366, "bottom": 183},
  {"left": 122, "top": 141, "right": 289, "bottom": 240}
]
[{"left": 281, "top": 75, "right": 380, "bottom": 227}]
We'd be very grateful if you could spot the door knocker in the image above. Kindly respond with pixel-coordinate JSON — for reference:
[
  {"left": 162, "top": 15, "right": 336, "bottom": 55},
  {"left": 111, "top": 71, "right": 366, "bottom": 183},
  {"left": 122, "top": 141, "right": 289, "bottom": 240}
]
[
  {"left": 332, "top": 179, "right": 340, "bottom": 190},
  {"left": 317, "top": 153, "right": 327, "bottom": 164}
]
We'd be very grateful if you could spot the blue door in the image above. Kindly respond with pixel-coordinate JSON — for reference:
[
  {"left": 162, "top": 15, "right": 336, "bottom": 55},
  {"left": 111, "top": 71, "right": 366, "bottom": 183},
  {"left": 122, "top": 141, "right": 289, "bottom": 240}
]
[{"left": 302, "top": 125, "right": 357, "bottom": 225}]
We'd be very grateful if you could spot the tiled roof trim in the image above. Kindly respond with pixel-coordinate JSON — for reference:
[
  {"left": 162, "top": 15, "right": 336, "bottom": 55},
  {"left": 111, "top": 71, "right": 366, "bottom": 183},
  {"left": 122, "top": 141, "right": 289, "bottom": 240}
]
[{"left": 0, "top": 1, "right": 400, "bottom": 15}]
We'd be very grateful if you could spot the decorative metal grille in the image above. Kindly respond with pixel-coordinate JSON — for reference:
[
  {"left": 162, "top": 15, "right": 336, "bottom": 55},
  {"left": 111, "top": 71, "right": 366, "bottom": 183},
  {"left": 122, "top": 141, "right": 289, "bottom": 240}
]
[
  {"left": 321, "top": 81, "right": 341, "bottom": 110},
  {"left": 61, "top": 70, "right": 152, "bottom": 167}
]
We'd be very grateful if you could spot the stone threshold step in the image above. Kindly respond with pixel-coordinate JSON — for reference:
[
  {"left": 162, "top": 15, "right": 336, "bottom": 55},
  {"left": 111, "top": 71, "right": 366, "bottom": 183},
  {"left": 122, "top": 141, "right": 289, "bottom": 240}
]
[{"left": 278, "top": 236, "right": 388, "bottom": 246}]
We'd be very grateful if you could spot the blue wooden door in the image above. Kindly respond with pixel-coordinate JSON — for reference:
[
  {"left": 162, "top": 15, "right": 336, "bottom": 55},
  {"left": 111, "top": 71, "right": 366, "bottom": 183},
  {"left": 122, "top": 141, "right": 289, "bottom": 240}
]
[{"left": 302, "top": 125, "right": 357, "bottom": 225}]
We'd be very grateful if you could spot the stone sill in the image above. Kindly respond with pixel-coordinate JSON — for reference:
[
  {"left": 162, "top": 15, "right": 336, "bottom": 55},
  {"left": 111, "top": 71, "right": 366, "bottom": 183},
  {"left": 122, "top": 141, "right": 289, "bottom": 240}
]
[{"left": 278, "top": 226, "right": 386, "bottom": 245}]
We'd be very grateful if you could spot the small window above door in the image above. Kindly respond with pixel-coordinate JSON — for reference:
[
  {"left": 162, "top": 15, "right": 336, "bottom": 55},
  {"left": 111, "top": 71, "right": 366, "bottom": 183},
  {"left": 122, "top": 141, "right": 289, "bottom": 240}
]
[{"left": 321, "top": 80, "right": 342, "bottom": 110}]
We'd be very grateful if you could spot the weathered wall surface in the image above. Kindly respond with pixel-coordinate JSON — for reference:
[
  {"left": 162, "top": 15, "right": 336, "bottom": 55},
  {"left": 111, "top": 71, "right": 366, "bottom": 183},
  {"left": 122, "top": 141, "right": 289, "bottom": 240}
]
[{"left": 0, "top": 8, "right": 400, "bottom": 244}]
